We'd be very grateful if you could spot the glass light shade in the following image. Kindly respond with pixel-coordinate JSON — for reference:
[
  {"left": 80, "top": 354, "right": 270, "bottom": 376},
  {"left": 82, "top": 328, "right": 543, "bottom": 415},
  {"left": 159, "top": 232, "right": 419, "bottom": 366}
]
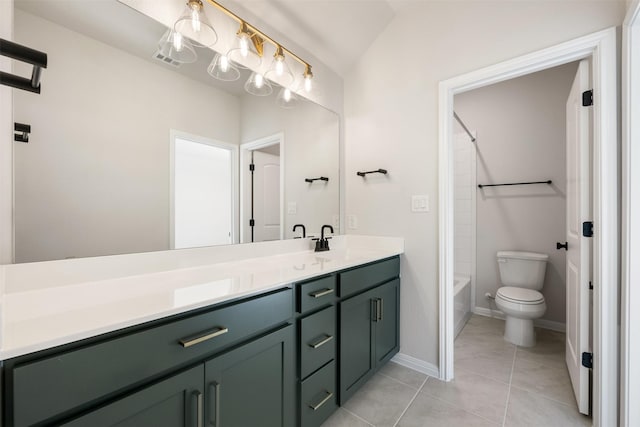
[
  {"left": 157, "top": 29, "right": 197, "bottom": 63},
  {"left": 244, "top": 72, "right": 272, "bottom": 96},
  {"left": 264, "top": 54, "right": 294, "bottom": 87},
  {"left": 227, "top": 33, "right": 262, "bottom": 70},
  {"left": 207, "top": 54, "right": 240, "bottom": 81},
  {"left": 174, "top": 0, "right": 217, "bottom": 48},
  {"left": 276, "top": 87, "right": 299, "bottom": 109}
]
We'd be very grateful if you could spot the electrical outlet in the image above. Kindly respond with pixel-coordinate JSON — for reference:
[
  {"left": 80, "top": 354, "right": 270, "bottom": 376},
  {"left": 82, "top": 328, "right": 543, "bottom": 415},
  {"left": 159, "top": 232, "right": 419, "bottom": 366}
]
[
  {"left": 347, "top": 215, "right": 358, "bottom": 230},
  {"left": 411, "top": 195, "right": 429, "bottom": 213},
  {"left": 332, "top": 215, "right": 340, "bottom": 229},
  {"left": 287, "top": 202, "right": 297, "bottom": 215}
]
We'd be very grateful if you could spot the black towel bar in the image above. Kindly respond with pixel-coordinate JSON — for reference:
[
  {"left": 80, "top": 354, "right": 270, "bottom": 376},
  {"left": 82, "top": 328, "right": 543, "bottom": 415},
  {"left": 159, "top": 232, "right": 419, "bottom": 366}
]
[
  {"left": 478, "top": 180, "right": 552, "bottom": 189},
  {"left": 0, "top": 38, "right": 47, "bottom": 94},
  {"left": 305, "top": 177, "right": 329, "bottom": 183},
  {"left": 357, "top": 169, "right": 388, "bottom": 177}
]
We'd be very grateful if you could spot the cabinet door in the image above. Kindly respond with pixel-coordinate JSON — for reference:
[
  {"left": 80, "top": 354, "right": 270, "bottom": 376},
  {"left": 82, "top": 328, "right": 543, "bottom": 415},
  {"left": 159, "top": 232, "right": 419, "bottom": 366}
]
[
  {"left": 205, "top": 326, "right": 294, "bottom": 427},
  {"left": 375, "top": 279, "right": 400, "bottom": 365},
  {"left": 61, "top": 365, "right": 204, "bottom": 427},
  {"left": 339, "top": 287, "right": 377, "bottom": 404}
]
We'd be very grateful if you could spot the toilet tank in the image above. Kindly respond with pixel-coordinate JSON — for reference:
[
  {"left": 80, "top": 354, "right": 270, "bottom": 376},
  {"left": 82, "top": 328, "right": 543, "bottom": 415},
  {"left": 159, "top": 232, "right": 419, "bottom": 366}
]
[{"left": 497, "top": 251, "right": 548, "bottom": 290}]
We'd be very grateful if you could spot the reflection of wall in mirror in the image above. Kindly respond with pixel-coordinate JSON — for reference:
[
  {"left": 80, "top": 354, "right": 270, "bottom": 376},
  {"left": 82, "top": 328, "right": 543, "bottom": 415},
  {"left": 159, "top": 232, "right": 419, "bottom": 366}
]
[
  {"left": 13, "top": 9, "right": 240, "bottom": 262},
  {"left": 240, "top": 95, "right": 340, "bottom": 239}
]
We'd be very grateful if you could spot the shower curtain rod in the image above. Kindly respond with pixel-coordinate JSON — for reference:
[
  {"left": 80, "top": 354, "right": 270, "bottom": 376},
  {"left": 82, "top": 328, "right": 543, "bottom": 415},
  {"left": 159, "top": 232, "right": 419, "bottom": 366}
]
[{"left": 453, "top": 111, "right": 476, "bottom": 143}]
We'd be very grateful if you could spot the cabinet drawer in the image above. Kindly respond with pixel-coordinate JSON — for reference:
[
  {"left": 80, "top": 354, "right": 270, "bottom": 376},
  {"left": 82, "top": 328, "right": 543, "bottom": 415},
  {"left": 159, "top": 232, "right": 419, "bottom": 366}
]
[
  {"left": 298, "top": 275, "right": 336, "bottom": 313},
  {"left": 300, "top": 306, "right": 336, "bottom": 379},
  {"left": 339, "top": 257, "right": 399, "bottom": 298},
  {"left": 10, "top": 288, "right": 293, "bottom": 427},
  {"left": 300, "top": 360, "right": 337, "bottom": 427}
]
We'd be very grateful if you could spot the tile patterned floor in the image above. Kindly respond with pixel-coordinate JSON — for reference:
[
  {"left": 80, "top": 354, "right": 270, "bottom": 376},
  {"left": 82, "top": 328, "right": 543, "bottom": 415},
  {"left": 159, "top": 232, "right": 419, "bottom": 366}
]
[{"left": 322, "top": 314, "right": 591, "bottom": 427}]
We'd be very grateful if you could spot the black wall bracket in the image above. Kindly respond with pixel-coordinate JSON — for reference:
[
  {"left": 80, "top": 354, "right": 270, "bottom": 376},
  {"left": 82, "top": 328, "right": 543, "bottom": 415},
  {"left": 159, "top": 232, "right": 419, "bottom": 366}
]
[
  {"left": 556, "top": 241, "right": 568, "bottom": 251},
  {"left": 305, "top": 177, "right": 329, "bottom": 183},
  {"left": 357, "top": 169, "right": 387, "bottom": 177},
  {"left": 0, "top": 38, "right": 47, "bottom": 94},
  {"left": 14, "top": 122, "right": 30, "bottom": 143}
]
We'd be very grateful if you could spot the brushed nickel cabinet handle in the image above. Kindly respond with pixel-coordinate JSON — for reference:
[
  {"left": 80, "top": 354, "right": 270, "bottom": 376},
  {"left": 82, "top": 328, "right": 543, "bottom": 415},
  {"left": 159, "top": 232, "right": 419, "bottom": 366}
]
[
  {"left": 309, "top": 334, "right": 334, "bottom": 349},
  {"left": 309, "top": 288, "right": 334, "bottom": 298},
  {"left": 379, "top": 298, "right": 384, "bottom": 321},
  {"left": 308, "top": 390, "right": 334, "bottom": 411},
  {"left": 371, "top": 299, "right": 377, "bottom": 322},
  {"left": 179, "top": 327, "right": 229, "bottom": 348},
  {"left": 192, "top": 391, "right": 203, "bottom": 427}
]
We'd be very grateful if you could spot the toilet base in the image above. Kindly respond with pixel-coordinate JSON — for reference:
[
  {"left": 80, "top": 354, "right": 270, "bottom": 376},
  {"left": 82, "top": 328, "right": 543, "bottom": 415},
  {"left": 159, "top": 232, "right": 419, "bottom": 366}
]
[{"left": 504, "top": 316, "right": 536, "bottom": 347}]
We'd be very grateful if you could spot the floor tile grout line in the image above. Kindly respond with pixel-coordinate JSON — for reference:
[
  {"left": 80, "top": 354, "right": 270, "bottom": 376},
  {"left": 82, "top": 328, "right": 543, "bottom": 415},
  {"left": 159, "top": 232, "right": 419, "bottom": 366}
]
[
  {"left": 391, "top": 380, "right": 424, "bottom": 427},
  {"left": 421, "top": 391, "right": 506, "bottom": 426},
  {"left": 377, "top": 371, "right": 427, "bottom": 391},
  {"left": 340, "top": 407, "right": 375, "bottom": 426},
  {"left": 454, "top": 365, "right": 512, "bottom": 386},
  {"left": 501, "top": 343, "right": 518, "bottom": 427},
  {"left": 508, "top": 383, "right": 579, "bottom": 409}
]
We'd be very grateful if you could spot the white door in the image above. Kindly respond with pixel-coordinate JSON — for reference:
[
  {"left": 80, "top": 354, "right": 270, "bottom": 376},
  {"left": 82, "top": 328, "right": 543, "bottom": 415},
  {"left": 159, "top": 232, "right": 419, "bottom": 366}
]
[
  {"left": 172, "top": 137, "right": 233, "bottom": 248},
  {"left": 252, "top": 150, "right": 280, "bottom": 242},
  {"left": 565, "top": 59, "right": 591, "bottom": 415}
]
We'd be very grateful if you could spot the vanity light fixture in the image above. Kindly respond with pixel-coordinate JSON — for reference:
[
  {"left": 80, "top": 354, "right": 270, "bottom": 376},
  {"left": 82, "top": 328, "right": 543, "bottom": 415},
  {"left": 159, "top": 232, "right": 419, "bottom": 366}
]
[
  {"left": 227, "top": 22, "right": 263, "bottom": 70},
  {"left": 207, "top": 53, "right": 240, "bottom": 81},
  {"left": 303, "top": 64, "right": 313, "bottom": 93},
  {"left": 245, "top": 72, "right": 273, "bottom": 96},
  {"left": 174, "top": 0, "right": 218, "bottom": 48},
  {"left": 157, "top": 28, "right": 197, "bottom": 63},
  {"left": 276, "top": 87, "right": 299, "bottom": 109},
  {"left": 264, "top": 45, "right": 294, "bottom": 87}
]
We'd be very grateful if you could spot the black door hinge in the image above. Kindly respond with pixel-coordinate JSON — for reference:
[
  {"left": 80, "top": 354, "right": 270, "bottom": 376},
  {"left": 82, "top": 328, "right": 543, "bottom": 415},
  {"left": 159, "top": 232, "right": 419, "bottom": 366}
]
[
  {"left": 249, "top": 163, "right": 255, "bottom": 172},
  {"left": 249, "top": 219, "right": 255, "bottom": 227},
  {"left": 582, "top": 221, "right": 593, "bottom": 237},
  {"left": 589, "top": 281, "right": 593, "bottom": 290},
  {"left": 582, "top": 352, "right": 593, "bottom": 369},
  {"left": 582, "top": 90, "right": 593, "bottom": 107}
]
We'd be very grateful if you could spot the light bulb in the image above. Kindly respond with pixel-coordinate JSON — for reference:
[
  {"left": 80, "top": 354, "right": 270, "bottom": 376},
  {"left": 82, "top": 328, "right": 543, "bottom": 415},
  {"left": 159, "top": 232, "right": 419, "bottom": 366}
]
[
  {"left": 284, "top": 88, "right": 292, "bottom": 102},
  {"left": 220, "top": 55, "right": 229, "bottom": 72},
  {"left": 276, "top": 58, "right": 284, "bottom": 76},
  {"left": 255, "top": 74, "right": 264, "bottom": 88},
  {"left": 190, "top": 7, "right": 201, "bottom": 32},
  {"left": 304, "top": 75, "right": 312, "bottom": 92},
  {"left": 173, "top": 31, "right": 183, "bottom": 52},
  {"left": 239, "top": 35, "right": 249, "bottom": 58}
]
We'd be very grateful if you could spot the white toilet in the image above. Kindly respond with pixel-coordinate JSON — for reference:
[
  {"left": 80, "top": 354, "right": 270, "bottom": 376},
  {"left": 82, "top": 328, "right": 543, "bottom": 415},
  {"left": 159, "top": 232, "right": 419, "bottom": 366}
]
[{"left": 494, "top": 251, "right": 548, "bottom": 347}]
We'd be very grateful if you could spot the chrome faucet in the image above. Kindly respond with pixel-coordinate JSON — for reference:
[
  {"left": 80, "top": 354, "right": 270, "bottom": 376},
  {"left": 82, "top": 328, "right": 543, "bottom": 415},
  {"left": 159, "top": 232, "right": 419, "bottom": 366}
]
[
  {"left": 314, "top": 225, "right": 334, "bottom": 252},
  {"left": 292, "top": 224, "right": 306, "bottom": 239}
]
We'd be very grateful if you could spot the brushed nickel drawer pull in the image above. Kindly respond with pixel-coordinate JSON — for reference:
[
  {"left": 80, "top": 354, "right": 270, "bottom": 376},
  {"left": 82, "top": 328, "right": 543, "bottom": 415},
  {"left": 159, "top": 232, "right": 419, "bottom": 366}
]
[
  {"left": 309, "top": 334, "right": 334, "bottom": 349},
  {"left": 179, "top": 327, "right": 229, "bottom": 348},
  {"left": 192, "top": 391, "right": 203, "bottom": 427},
  {"left": 309, "top": 288, "right": 334, "bottom": 298},
  {"left": 309, "top": 390, "right": 334, "bottom": 411}
]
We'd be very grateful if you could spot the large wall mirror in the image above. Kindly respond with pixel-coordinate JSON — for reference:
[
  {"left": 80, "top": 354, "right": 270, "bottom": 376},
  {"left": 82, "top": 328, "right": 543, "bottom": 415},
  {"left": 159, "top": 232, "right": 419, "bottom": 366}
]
[{"left": 12, "top": 0, "right": 340, "bottom": 263}]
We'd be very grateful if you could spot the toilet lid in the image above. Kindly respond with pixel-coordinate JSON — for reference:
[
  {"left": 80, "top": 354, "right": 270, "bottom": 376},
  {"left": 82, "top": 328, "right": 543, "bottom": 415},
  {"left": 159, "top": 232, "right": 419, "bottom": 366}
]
[{"left": 496, "top": 287, "right": 545, "bottom": 304}]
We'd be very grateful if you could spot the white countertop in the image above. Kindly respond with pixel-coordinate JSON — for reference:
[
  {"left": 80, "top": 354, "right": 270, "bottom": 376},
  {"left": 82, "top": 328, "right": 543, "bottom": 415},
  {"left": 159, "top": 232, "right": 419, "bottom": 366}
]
[{"left": 0, "top": 235, "right": 403, "bottom": 360}]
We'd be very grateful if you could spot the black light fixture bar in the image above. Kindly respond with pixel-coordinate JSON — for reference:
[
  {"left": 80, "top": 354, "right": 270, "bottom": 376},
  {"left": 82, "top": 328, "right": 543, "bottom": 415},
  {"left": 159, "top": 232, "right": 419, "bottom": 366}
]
[
  {"left": 0, "top": 39, "right": 47, "bottom": 94},
  {"left": 305, "top": 177, "right": 329, "bottom": 183},
  {"left": 357, "top": 169, "right": 387, "bottom": 177},
  {"left": 478, "top": 180, "right": 552, "bottom": 189}
]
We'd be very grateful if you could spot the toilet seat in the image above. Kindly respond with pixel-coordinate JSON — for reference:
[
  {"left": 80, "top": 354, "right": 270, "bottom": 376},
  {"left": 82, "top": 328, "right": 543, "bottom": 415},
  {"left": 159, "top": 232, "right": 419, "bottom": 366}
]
[{"left": 496, "top": 286, "right": 544, "bottom": 305}]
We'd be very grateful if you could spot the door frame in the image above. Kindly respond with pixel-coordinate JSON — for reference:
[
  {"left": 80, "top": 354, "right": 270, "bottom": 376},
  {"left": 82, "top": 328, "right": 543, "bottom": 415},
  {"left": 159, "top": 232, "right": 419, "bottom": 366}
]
[
  {"left": 621, "top": 2, "right": 640, "bottom": 425},
  {"left": 169, "top": 129, "right": 239, "bottom": 248},
  {"left": 438, "top": 27, "right": 618, "bottom": 426},
  {"left": 239, "top": 133, "right": 285, "bottom": 243}
]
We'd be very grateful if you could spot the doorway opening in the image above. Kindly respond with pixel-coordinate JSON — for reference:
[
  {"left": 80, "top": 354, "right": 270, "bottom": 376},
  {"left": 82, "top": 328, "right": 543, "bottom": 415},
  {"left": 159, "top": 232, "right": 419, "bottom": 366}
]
[
  {"left": 240, "top": 133, "right": 284, "bottom": 243},
  {"left": 170, "top": 130, "right": 238, "bottom": 249},
  {"left": 439, "top": 28, "right": 618, "bottom": 426}
]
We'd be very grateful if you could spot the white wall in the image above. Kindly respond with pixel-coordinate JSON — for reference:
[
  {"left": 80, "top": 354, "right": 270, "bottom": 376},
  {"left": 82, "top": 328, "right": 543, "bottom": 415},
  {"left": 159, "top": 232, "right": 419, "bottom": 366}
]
[
  {"left": 13, "top": 10, "right": 240, "bottom": 262},
  {"left": 0, "top": 0, "right": 13, "bottom": 265},
  {"left": 455, "top": 62, "right": 578, "bottom": 325},
  {"left": 344, "top": 1, "right": 624, "bottom": 368},
  {"left": 239, "top": 95, "right": 340, "bottom": 239},
  {"left": 453, "top": 132, "right": 475, "bottom": 278}
]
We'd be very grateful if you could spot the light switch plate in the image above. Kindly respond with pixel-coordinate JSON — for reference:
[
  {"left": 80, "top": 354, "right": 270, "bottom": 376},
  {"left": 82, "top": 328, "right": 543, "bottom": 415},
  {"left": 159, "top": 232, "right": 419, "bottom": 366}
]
[
  {"left": 347, "top": 214, "right": 358, "bottom": 230},
  {"left": 332, "top": 215, "right": 340, "bottom": 229},
  {"left": 411, "top": 195, "right": 429, "bottom": 212},
  {"left": 287, "top": 202, "right": 297, "bottom": 215}
]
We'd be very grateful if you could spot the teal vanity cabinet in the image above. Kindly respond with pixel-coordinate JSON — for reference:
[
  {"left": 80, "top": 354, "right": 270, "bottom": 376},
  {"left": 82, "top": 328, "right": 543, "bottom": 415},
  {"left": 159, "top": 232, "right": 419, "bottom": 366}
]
[
  {"left": 2, "top": 288, "right": 294, "bottom": 427},
  {"left": 338, "top": 257, "right": 400, "bottom": 404},
  {"left": 296, "top": 275, "right": 338, "bottom": 427}
]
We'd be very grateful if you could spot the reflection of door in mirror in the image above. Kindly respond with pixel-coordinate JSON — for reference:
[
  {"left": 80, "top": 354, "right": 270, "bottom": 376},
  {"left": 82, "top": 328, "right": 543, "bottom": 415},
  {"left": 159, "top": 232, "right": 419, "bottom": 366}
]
[
  {"left": 241, "top": 134, "right": 284, "bottom": 243},
  {"left": 170, "top": 131, "right": 237, "bottom": 249}
]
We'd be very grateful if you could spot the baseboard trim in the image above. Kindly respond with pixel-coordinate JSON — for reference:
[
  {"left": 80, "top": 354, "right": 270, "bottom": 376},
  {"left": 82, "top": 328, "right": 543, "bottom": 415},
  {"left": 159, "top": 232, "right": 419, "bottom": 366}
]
[
  {"left": 473, "top": 307, "right": 566, "bottom": 332},
  {"left": 391, "top": 353, "right": 440, "bottom": 378}
]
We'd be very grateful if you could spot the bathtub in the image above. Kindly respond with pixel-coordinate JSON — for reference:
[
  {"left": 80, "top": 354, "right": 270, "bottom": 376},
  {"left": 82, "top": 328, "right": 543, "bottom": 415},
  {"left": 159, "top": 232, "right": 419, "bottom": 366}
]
[{"left": 454, "top": 274, "right": 472, "bottom": 338}]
